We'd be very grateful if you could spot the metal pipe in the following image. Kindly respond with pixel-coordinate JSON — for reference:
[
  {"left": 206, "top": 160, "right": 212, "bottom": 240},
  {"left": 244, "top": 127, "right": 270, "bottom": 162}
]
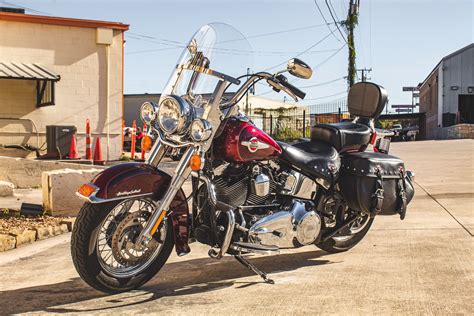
[
  {"left": 137, "top": 146, "right": 194, "bottom": 246},
  {"left": 209, "top": 209, "right": 235, "bottom": 259},
  {"left": 190, "top": 171, "right": 217, "bottom": 206},
  {"left": 146, "top": 137, "right": 167, "bottom": 167}
]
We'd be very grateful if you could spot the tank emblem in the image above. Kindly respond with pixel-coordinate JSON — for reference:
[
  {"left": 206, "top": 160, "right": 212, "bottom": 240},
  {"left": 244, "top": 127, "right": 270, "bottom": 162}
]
[{"left": 241, "top": 137, "right": 270, "bottom": 153}]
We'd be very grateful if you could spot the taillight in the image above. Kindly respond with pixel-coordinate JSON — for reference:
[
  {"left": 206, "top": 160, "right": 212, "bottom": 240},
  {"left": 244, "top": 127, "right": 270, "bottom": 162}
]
[{"left": 370, "top": 131, "right": 377, "bottom": 145}]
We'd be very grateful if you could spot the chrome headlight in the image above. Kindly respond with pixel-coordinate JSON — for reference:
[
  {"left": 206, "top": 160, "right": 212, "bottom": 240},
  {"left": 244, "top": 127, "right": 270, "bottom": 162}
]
[
  {"left": 140, "top": 101, "right": 158, "bottom": 125},
  {"left": 190, "top": 119, "right": 212, "bottom": 142},
  {"left": 157, "top": 95, "right": 193, "bottom": 135}
]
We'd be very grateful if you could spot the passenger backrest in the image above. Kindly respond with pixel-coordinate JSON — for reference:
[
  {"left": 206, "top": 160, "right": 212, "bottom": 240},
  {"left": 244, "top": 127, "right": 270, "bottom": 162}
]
[{"left": 348, "top": 82, "right": 388, "bottom": 119}]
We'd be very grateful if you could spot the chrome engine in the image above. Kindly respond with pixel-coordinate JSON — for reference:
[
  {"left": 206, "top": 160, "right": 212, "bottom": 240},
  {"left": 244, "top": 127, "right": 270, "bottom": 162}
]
[
  {"left": 209, "top": 161, "right": 322, "bottom": 249},
  {"left": 249, "top": 200, "right": 321, "bottom": 248}
]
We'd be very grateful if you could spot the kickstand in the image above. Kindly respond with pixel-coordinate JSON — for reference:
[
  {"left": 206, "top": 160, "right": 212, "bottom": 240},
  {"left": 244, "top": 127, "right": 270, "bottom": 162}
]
[{"left": 234, "top": 255, "right": 275, "bottom": 284}]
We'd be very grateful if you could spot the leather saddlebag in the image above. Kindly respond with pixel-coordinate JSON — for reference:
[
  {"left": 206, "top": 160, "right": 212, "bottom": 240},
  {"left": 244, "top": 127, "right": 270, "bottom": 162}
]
[{"left": 338, "top": 152, "right": 414, "bottom": 219}]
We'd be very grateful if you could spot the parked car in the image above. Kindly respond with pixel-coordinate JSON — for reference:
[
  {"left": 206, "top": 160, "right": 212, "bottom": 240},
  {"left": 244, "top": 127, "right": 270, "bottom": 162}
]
[
  {"left": 400, "top": 126, "right": 419, "bottom": 141},
  {"left": 390, "top": 123, "right": 402, "bottom": 136}
]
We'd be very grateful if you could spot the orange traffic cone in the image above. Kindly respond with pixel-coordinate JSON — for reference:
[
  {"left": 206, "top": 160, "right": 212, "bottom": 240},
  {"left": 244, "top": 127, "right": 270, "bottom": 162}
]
[
  {"left": 130, "top": 120, "right": 136, "bottom": 160},
  {"left": 140, "top": 122, "right": 147, "bottom": 160},
  {"left": 93, "top": 136, "right": 105, "bottom": 165},
  {"left": 85, "top": 119, "right": 92, "bottom": 161},
  {"left": 68, "top": 133, "right": 79, "bottom": 159}
]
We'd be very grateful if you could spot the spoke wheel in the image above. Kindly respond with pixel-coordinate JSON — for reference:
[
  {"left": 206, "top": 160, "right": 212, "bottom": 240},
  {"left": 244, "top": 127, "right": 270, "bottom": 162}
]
[
  {"left": 316, "top": 211, "right": 374, "bottom": 254},
  {"left": 333, "top": 214, "right": 371, "bottom": 242},
  {"left": 96, "top": 199, "right": 167, "bottom": 278},
  {"left": 71, "top": 198, "right": 174, "bottom": 293}
]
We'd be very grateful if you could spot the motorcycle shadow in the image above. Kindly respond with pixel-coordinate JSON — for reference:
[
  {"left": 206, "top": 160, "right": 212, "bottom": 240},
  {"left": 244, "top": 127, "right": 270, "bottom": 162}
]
[{"left": 1, "top": 249, "right": 333, "bottom": 314}]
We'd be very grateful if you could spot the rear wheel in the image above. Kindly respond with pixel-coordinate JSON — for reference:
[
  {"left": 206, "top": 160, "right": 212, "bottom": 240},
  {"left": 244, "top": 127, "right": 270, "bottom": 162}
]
[
  {"left": 71, "top": 198, "right": 174, "bottom": 293},
  {"left": 316, "top": 214, "right": 373, "bottom": 253}
]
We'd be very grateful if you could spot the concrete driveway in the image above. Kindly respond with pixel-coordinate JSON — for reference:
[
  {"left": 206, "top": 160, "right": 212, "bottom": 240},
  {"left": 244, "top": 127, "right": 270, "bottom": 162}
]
[{"left": 0, "top": 140, "right": 472, "bottom": 315}]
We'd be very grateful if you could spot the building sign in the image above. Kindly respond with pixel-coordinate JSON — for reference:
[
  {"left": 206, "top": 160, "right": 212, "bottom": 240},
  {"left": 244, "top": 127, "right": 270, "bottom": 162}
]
[{"left": 392, "top": 104, "right": 419, "bottom": 108}]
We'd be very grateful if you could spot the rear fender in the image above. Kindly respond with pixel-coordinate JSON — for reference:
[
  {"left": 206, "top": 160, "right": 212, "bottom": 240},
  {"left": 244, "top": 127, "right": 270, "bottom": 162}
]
[{"left": 77, "top": 162, "right": 190, "bottom": 255}]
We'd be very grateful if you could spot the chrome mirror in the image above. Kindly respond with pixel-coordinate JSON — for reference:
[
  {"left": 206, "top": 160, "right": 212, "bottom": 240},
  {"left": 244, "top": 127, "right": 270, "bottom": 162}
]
[{"left": 287, "top": 58, "right": 313, "bottom": 79}]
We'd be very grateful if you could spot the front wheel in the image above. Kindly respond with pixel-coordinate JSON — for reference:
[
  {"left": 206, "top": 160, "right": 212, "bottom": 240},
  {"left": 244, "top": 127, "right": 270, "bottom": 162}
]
[
  {"left": 316, "top": 214, "right": 374, "bottom": 253},
  {"left": 71, "top": 198, "right": 174, "bottom": 293}
]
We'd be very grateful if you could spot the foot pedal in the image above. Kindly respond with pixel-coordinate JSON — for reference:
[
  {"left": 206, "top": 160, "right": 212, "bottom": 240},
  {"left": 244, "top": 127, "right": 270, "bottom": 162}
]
[
  {"left": 235, "top": 255, "right": 275, "bottom": 284},
  {"left": 230, "top": 242, "right": 279, "bottom": 255}
]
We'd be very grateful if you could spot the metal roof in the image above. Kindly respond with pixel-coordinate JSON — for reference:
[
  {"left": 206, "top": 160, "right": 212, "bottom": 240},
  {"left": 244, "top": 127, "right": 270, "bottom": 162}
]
[
  {"left": 0, "top": 62, "right": 60, "bottom": 81},
  {"left": 418, "top": 43, "right": 474, "bottom": 89}
]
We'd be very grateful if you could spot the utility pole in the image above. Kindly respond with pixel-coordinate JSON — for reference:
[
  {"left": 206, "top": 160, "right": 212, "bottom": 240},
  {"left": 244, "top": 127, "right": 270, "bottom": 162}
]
[
  {"left": 357, "top": 67, "right": 372, "bottom": 82},
  {"left": 345, "top": 0, "right": 359, "bottom": 87}
]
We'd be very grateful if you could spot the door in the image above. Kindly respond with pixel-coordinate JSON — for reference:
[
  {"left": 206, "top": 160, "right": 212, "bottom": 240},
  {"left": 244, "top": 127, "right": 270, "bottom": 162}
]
[{"left": 458, "top": 94, "right": 474, "bottom": 123}]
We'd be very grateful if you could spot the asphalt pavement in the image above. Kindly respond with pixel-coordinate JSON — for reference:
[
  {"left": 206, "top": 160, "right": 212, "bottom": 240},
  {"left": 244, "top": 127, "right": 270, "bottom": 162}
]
[{"left": 0, "top": 139, "right": 472, "bottom": 315}]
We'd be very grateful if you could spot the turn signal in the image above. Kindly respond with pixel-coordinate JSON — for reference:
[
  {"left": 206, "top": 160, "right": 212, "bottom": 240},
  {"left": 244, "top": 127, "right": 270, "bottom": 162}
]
[
  {"left": 141, "top": 135, "right": 152, "bottom": 151},
  {"left": 77, "top": 183, "right": 97, "bottom": 197},
  {"left": 190, "top": 154, "right": 202, "bottom": 171}
]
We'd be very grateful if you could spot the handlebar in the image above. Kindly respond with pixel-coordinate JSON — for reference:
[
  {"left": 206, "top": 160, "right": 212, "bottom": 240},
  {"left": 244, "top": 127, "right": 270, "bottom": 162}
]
[
  {"left": 220, "top": 72, "right": 307, "bottom": 109},
  {"left": 275, "top": 74, "right": 306, "bottom": 100}
]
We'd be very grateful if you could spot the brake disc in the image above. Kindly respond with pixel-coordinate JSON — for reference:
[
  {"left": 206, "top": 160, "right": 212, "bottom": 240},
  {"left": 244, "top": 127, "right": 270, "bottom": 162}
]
[{"left": 111, "top": 211, "right": 161, "bottom": 267}]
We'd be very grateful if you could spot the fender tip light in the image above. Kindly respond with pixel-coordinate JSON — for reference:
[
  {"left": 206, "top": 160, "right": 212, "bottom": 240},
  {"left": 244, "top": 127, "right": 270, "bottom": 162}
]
[{"left": 78, "top": 183, "right": 98, "bottom": 197}]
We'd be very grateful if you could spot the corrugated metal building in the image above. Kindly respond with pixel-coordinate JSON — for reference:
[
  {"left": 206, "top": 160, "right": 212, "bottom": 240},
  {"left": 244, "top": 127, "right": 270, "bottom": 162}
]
[{"left": 418, "top": 44, "right": 474, "bottom": 139}]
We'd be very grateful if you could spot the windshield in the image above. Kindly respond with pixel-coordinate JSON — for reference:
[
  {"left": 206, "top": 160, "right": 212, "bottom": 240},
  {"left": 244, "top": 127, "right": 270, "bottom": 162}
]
[{"left": 162, "top": 23, "right": 253, "bottom": 106}]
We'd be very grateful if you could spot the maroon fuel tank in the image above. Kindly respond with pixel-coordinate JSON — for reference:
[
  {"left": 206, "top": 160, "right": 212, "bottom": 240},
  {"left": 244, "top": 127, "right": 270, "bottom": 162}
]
[{"left": 213, "top": 117, "right": 282, "bottom": 163}]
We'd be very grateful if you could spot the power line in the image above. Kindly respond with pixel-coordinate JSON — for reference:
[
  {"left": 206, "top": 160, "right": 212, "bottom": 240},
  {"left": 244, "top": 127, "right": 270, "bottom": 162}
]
[
  {"left": 127, "top": 32, "right": 182, "bottom": 45},
  {"left": 262, "top": 29, "right": 337, "bottom": 72},
  {"left": 256, "top": 44, "right": 346, "bottom": 96},
  {"left": 126, "top": 22, "right": 342, "bottom": 57},
  {"left": 125, "top": 45, "right": 341, "bottom": 56},
  {"left": 303, "top": 90, "right": 347, "bottom": 101},
  {"left": 325, "top": 0, "right": 349, "bottom": 45},
  {"left": 220, "top": 22, "right": 337, "bottom": 43},
  {"left": 311, "top": 44, "right": 346, "bottom": 69},
  {"left": 125, "top": 47, "right": 181, "bottom": 55},
  {"left": 313, "top": 0, "right": 342, "bottom": 43},
  {"left": 298, "top": 76, "right": 346, "bottom": 88},
  {"left": 126, "top": 33, "right": 342, "bottom": 56},
  {"left": 127, "top": 22, "right": 337, "bottom": 49},
  {"left": 1, "top": 1, "right": 52, "bottom": 16}
]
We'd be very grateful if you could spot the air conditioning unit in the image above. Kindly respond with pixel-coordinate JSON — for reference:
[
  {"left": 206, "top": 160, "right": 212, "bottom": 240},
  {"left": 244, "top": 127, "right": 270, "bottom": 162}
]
[{"left": 46, "top": 125, "right": 77, "bottom": 159}]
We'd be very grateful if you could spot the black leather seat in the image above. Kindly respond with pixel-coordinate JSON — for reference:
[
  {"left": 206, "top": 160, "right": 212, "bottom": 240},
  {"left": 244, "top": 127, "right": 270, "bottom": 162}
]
[
  {"left": 311, "top": 122, "right": 371, "bottom": 152},
  {"left": 278, "top": 141, "right": 340, "bottom": 181}
]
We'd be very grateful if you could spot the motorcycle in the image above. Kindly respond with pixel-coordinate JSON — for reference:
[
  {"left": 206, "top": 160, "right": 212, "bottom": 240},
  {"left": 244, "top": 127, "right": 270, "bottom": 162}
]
[{"left": 72, "top": 23, "right": 415, "bottom": 293}]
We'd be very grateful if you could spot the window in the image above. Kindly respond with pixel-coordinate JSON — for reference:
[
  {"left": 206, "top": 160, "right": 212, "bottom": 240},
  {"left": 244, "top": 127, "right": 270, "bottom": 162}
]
[{"left": 36, "top": 80, "right": 55, "bottom": 107}]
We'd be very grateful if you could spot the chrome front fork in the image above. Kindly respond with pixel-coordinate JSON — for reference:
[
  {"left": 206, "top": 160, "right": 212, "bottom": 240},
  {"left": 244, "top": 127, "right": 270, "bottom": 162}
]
[
  {"left": 138, "top": 138, "right": 194, "bottom": 246},
  {"left": 146, "top": 137, "right": 167, "bottom": 167}
]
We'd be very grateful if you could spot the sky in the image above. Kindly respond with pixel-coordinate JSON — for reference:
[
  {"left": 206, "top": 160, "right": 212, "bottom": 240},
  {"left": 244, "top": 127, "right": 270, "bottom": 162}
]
[{"left": 1, "top": 0, "right": 473, "bottom": 111}]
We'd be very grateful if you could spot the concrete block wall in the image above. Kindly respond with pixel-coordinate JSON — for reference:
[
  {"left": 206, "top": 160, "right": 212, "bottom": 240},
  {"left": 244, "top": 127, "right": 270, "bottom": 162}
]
[
  {"left": 437, "top": 124, "right": 474, "bottom": 140},
  {"left": 42, "top": 168, "right": 102, "bottom": 216},
  {"left": 0, "top": 156, "right": 105, "bottom": 188},
  {"left": 0, "top": 21, "right": 124, "bottom": 160}
]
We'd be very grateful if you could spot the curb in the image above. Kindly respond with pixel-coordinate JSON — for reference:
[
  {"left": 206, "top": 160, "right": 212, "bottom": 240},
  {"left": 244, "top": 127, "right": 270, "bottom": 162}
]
[{"left": 0, "top": 218, "right": 75, "bottom": 252}]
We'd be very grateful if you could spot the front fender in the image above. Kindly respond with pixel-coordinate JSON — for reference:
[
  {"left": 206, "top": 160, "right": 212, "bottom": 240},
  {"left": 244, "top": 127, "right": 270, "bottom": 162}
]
[{"left": 78, "top": 162, "right": 190, "bottom": 255}]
